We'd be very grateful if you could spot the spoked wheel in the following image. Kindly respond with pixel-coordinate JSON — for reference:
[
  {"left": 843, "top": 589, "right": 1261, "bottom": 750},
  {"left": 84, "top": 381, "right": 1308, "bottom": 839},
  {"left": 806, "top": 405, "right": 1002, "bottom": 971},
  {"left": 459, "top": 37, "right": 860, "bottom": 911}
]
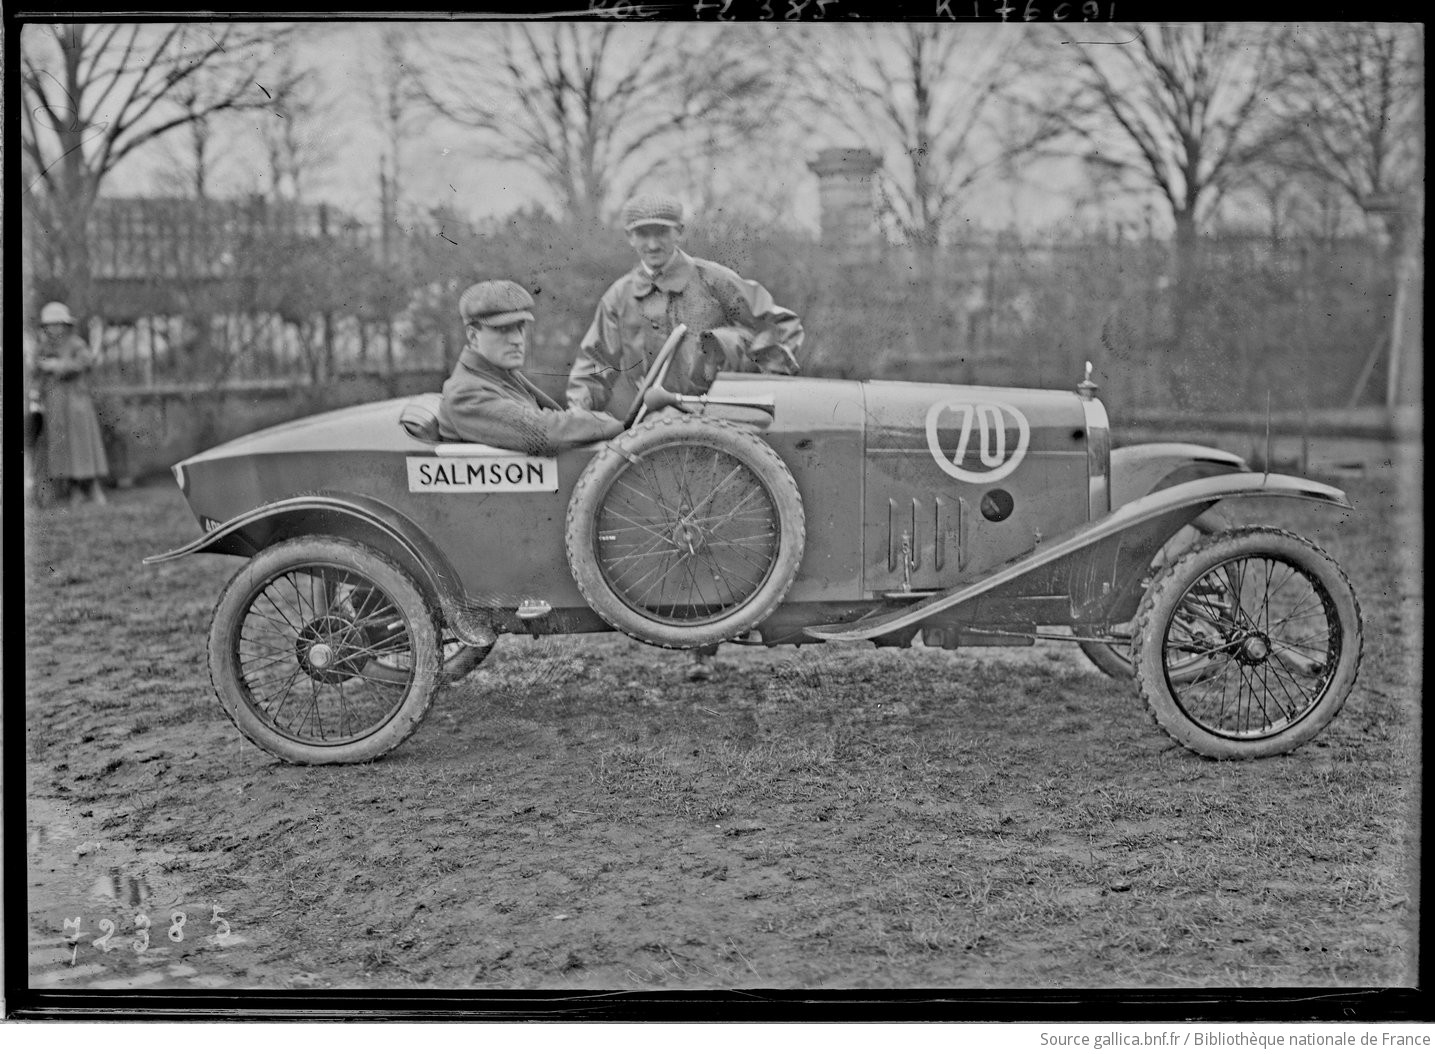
[
  {"left": 566, "top": 416, "right": 805, "bottom": 649},
  {"left": 207, "top": 536, "right": 441, "bottom": 764},
  {"left": 1080, "top": 513, "right": 1226, "bottom": 680},
  {"left": 1132, "top": 527, "right": 1362, "bottom": 759}
]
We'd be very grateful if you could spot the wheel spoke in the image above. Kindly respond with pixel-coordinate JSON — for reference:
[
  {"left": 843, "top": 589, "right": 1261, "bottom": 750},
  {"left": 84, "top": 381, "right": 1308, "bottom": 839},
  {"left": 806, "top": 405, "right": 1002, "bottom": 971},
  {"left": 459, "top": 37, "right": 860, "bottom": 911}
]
[
  {"left": 1161, "top": 548, "right": 1342, "bottom": 741},
  {"left": 226, "top": 560, "right": 427, "bottom": 748},
  {"left": 595, "top": 444, "right": 780, "bottom": 625}
]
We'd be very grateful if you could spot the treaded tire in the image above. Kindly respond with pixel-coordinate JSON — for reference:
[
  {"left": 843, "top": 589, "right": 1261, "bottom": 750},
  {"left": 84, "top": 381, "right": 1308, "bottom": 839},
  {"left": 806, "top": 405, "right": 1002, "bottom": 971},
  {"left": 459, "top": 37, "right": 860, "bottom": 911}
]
[
  {"left": 208, "top": 535, "right": 441, "bottom": 764},
  {"left": 1131, "top": 526, "right": 1362, "bottom": 760},
  {"left": 565, "top": 415, "right": 805, "bottom": 649}
]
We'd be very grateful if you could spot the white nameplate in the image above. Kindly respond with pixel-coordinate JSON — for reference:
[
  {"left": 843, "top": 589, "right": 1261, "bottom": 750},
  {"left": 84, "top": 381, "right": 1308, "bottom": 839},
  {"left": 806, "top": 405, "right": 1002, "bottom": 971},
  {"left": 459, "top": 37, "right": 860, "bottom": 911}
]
[{"left": 406, "top": 454, "right": 558, "bottom": 492}]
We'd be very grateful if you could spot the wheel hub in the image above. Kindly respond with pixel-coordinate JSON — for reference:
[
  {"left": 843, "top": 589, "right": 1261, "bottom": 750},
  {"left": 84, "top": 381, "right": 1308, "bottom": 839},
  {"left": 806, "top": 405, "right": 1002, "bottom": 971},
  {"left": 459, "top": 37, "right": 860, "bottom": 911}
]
[
  {"left": 296, "top": 614, "right": 366, "bottom": 683},
  {"left": 672, "top": 507, "right": 708, "bottom": 556},
  {"left": 1236, "top": 633, "right": 1271, "bottom": 666}
]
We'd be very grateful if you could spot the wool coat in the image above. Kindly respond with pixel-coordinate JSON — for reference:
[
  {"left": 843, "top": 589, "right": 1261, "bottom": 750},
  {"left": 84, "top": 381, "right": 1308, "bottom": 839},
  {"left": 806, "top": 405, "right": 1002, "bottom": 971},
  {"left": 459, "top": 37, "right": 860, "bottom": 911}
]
[
  {"left": 566, "top": 250, "right": 803, "bottom": 420},
  {"left": 35, "top": 332, "right": 110, "bottom": 481},
  {"left": 438, "top": 346, "right": 622, "bottom": 455}
]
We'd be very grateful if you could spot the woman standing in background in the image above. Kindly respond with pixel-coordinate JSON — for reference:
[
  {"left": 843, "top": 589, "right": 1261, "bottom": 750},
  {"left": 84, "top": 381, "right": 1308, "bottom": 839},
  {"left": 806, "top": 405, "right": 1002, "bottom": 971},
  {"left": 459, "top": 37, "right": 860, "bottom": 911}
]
[{"left": 32, "top": 301, "right": 109, "bottom": 506}]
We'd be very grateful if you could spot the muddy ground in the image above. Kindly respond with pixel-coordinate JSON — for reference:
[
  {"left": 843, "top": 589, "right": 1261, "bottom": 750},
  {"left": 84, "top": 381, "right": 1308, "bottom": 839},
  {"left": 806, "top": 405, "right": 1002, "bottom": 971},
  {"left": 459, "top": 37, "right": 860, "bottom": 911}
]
[{"left": 22, "top": 461, "right": 1421, "bottom": 995}]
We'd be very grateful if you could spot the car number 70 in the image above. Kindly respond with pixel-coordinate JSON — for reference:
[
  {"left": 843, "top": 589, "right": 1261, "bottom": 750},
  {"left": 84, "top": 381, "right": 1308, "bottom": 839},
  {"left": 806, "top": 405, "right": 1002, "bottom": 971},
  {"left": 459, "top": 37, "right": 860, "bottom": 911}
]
[{"left": 924, "top": 400, "right": 1031, "bottom": 484}]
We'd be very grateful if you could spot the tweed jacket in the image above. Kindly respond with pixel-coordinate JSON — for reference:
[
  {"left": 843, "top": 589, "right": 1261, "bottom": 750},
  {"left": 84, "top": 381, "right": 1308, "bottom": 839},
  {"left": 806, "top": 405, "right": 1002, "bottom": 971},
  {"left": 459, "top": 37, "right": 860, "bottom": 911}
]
[
  {"left": 438, "top": 347, "right": 622, "bottom": 455},
  {"left": 565, "top": 250, "right": 803, "bottom": 419}
]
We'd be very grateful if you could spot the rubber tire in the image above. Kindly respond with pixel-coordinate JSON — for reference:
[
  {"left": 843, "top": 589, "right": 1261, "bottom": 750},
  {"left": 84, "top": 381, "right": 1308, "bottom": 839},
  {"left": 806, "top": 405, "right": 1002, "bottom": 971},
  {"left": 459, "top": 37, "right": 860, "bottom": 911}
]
[
  {"left": 1080, "top": 512, "right": 1227, "bottom": 679},
  {"left": 208, "top": 535, "right": 442, "bottom": 765},
  {"left": 565, "top": 415, "right": 805, "bottom": 649},
  {"left": 1131, "top": 526, "right": 1363, "bottom": 760}
]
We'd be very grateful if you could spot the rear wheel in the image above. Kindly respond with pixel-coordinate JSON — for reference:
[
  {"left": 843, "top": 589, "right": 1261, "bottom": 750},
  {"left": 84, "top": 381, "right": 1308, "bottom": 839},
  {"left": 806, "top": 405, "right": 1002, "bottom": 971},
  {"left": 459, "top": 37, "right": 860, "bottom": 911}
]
[
  {"left": 565, "top": 416, "right": 805, "bottom": 649},
  {"left": 1132, "top": 527, "right": 1362, "bottom": 759},
  {"left": 208, "top": 536, "right": 441, "bottom": 764}
]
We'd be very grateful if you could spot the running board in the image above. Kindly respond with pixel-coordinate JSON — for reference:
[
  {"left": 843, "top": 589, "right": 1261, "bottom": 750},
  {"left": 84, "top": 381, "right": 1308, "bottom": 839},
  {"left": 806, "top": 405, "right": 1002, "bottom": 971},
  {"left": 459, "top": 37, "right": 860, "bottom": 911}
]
[{"left": 804, "top": 549, "right": 1059, "bottom": 642}]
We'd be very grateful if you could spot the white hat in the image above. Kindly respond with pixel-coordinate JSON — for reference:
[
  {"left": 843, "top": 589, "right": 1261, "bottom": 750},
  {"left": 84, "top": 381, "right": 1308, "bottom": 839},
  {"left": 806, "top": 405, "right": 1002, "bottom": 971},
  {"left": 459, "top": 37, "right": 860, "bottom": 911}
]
[{"left": 40, "top": 302, "right": 75, "bottom": 326}]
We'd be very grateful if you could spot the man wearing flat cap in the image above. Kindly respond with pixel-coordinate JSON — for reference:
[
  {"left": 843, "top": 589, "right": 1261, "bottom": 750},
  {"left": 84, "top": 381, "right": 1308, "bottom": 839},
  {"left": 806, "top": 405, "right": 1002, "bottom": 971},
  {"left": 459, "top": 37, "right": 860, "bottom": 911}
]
[
  {"left": 565, "top": 192, "right": 804, "bottom": 422},
  {"left": 568, "top": 193, "right": 805, "bottom": 681},
  {"left": 438, "top": 280, "right": 623, "bottom": 454}
]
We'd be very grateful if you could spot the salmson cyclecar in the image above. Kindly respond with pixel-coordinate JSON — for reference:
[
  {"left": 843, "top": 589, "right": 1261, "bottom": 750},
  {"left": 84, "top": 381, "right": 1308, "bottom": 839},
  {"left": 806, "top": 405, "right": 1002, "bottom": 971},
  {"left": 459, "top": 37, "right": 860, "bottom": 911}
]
[{"left": 147, "top": 328, "right": 1362, "bottom": 765}]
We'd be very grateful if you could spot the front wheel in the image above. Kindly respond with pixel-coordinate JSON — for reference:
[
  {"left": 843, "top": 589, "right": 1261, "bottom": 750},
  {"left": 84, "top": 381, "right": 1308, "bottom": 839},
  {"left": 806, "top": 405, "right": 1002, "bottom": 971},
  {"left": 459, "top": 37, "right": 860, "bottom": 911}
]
[
  {"left": 207, "top": 536, "right": 441, "bottom": 764},
  {"left": 1132, "top": 527, "right": 1362, "bottom": 759},
  {"left": 1080, "top": 512, "right": 1227, "bottom": 680}
]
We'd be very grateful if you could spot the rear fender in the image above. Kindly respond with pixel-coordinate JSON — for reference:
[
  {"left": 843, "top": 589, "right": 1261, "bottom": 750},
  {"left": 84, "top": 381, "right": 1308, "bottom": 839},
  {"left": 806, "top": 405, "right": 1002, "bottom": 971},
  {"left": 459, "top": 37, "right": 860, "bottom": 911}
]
[
  {"left": 804, "top": 472, "right": 1350, "bottom": 641},
  {"left": 1110, "top": 443, "right": 1247, "bottom": 508},
  {"left": 143, "top": 495, "right": 496, "bottom": 647}
]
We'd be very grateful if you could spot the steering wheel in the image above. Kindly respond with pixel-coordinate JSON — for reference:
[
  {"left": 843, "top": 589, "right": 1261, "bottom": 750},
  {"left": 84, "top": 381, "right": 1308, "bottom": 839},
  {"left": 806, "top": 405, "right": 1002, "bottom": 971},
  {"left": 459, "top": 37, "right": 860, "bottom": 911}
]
[{"left": 626, "top": 324, "right": 688, "bottom": 429}]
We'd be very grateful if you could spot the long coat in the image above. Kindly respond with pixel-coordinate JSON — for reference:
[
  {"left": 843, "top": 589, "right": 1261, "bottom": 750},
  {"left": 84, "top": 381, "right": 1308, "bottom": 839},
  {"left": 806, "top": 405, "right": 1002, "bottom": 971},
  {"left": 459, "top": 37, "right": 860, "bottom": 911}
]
[
  {"left": 437, "top": 346, "right": 622, "bottom": 455},
  {"left": 36, "top": 332, "right": 110, "bottom": 482},
  {"left": 565, "top": 250, "right": 804, "bottom": 420}
]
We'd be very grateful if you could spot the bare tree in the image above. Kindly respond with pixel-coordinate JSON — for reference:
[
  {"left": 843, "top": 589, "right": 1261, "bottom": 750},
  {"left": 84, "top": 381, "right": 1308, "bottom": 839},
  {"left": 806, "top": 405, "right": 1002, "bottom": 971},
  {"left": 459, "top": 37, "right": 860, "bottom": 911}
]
[
  {"left": 412, "top": 22, "right": 783, "bottom": 229},
  {"left": 20, "top": 21, "right": 288, "bottom": 317},
  {"left": 1264, "top": 23, "right": 1423, "bottom": 244},
  {"left": 356, "top": 26, "right": 431, "bottom": 377},
  {"left": 257, "top": 47, "right": 339, "bottom": 204},
  {"left": 149, "top": 82, "right": 228, "bottom": 202},
  {"left": 1049, "top": 23, "right": 1282, "bottom": 296},
  {"left": 794, "top": 24, "right": 1059, "bottom": 257}
]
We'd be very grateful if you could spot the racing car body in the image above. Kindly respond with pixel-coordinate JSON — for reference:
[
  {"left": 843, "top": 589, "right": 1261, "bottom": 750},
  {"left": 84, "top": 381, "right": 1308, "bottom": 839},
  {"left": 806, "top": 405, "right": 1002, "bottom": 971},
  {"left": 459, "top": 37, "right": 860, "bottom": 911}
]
[{"left": 149, "top": 362, "right": 1363, "bottom": 766}]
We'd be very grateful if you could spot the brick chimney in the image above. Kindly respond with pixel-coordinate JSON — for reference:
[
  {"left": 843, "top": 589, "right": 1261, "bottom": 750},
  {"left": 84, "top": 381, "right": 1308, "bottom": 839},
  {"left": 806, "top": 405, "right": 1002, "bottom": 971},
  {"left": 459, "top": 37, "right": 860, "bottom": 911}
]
[{"left": 807, "top": 147, "right": 880, "bottom": 252}]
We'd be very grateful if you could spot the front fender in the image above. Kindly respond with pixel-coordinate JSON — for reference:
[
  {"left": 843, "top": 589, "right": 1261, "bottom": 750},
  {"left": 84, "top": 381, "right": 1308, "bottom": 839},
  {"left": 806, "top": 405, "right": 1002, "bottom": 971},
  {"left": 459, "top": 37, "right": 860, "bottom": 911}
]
[
  {"left": 1110, "top": 442, "right": 1248, "bottom": 509},
  {"left": 143, "top": 494, "right": 495, "bottom": 646},
  {"left": 805, "top": 471, "right": 1349, "bottom": 641}
]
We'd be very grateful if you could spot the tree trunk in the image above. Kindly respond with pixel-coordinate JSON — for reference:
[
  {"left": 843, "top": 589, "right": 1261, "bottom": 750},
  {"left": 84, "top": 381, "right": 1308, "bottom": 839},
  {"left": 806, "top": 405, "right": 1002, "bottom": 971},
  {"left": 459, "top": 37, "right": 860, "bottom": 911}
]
[{"left": 1167, "top": 208, "right": 1200, "bottom": 406}]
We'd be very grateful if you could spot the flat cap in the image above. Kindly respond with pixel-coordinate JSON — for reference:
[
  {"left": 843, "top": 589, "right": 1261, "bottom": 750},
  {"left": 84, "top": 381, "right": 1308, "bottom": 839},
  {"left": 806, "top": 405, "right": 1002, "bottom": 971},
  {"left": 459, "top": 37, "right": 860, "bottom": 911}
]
[
  {"left": 622, "top": 192, "right": 684, "bottom": 231},
  {"left": 459, "top": 280, "right": 535, "bottom": 326}
]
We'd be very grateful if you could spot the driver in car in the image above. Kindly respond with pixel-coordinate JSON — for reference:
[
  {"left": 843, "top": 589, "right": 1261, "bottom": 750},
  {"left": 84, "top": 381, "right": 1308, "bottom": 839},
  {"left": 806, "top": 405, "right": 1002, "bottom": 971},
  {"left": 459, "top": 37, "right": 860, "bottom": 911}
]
[
  {"left": 565, "top": 192, "right": 805, "bottom": 423},
  {"left": 438, "top": 280, "right": 623, "bottom": 455}
]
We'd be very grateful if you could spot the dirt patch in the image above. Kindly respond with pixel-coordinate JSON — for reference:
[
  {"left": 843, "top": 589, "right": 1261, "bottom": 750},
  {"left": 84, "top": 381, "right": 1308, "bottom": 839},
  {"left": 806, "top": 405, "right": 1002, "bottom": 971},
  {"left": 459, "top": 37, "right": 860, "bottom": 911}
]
[{"left": 22, "top": 468, "right": 1421, "bottom": 991}]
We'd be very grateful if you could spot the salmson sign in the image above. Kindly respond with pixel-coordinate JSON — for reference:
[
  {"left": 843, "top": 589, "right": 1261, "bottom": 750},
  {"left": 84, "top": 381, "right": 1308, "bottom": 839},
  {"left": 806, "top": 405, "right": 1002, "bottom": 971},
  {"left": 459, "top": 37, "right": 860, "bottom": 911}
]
[
  {"left": 924, "top": 400, "right": 1031, "bottom": 483},
  {"left": 406, "top": 455, "right": 558, "bottom": 493}
]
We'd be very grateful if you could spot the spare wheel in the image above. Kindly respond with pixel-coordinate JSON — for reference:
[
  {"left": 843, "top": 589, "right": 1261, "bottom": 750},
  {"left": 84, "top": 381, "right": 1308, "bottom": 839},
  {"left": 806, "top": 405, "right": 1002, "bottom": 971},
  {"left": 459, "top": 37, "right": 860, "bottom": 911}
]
[{"left": 565, "top": 415, "right": 805, "bottom": 649}]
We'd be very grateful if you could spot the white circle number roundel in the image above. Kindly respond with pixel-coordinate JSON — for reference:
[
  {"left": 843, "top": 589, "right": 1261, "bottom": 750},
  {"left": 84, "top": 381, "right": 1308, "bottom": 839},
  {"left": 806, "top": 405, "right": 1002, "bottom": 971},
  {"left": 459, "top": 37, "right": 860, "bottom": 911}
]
[{"left": 924, "top": 400, "right": 1031, "bottom": 483}]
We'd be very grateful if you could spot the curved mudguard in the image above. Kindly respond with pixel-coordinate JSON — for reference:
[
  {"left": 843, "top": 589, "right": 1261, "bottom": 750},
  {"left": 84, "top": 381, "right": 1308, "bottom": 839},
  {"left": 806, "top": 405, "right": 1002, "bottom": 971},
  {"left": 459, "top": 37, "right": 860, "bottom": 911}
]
[
  {"left": 805, "top": 471, "right": 1350, "bottom": 642},
  {"left": 143, "top": 494, "right": 496, "bottom": 647},
  {"left": 1110, "top": 442, "right": 1248, "bottom": 509}
]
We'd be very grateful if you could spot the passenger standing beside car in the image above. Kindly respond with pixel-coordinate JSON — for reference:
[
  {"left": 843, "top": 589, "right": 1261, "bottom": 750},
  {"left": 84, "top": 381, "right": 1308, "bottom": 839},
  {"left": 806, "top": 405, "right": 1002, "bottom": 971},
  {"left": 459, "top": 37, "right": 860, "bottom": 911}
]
[
  {"left": 567, "top": 193, "right": 806, "bottom": 681},
  {"left": 438, "top": 280, "right": 624, "bottom": 455},
  {"left": 565, "top": 192, "right": 805, "bottom": 421},
  {"left": 32, "top": 301, "right": 109, "bottom": 507}
]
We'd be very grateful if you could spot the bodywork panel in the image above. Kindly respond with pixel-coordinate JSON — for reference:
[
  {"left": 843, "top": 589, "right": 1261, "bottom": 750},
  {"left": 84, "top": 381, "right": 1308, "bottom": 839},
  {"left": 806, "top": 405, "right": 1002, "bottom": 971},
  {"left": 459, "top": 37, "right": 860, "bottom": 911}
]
[
  {"left": 160, "top": 376, "right": 871, "bottom": 612},
  {"left": 805, "top": 472, "right": 1351, "bottom": 641},
  {"left": 860, "top": 382, "right": 1090, "bottom": 593},
  {"left": 156, "top": 374, "right": 1314, "bottom": 643}
]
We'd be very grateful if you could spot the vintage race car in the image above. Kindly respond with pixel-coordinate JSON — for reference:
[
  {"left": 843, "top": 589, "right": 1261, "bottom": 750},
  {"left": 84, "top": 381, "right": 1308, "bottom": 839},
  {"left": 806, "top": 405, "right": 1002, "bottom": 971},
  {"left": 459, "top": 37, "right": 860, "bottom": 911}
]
[{"left": 147, "top": 328, "right": 1363, "bottom": 766}]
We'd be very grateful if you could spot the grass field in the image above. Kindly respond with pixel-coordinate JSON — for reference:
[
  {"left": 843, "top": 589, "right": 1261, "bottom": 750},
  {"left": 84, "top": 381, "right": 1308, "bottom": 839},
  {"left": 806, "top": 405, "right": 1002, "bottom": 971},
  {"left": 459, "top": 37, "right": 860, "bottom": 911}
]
[{"left": 23, "top": 463, "right": 1421, "bottom": 992}]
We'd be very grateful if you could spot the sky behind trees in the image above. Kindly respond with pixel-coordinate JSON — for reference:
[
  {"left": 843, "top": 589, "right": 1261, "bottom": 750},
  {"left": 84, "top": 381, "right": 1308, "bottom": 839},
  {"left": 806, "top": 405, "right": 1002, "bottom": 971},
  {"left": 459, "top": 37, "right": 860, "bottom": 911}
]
[
  {"left": 26, "top": 18, "right": 1422, "bottom": 246},
  {"left": 97, "top": 20, "right": 1091, "bottom": 234}
]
